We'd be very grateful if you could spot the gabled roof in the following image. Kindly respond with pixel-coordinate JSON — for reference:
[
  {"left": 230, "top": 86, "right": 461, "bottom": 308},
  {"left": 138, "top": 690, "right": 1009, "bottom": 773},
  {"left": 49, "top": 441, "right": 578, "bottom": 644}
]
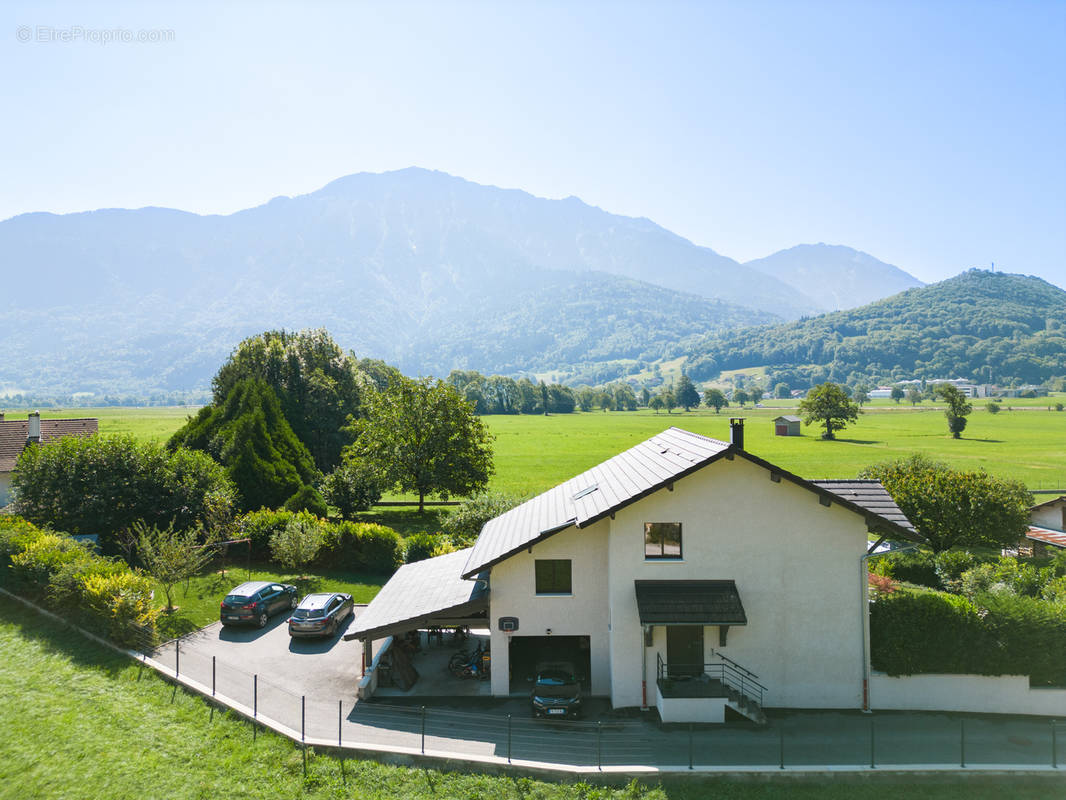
[
  {"left": 344, "top": 548, "right": 488, "bottom": 641},
  {"left": 0, "top": 418, "right": 99, "bottom": 472},
  {"left": 774, "top": 415, "right": 802, "bottom": 423},
  {"left": 461, "top": 427, "right": 921, "bottom": 578},
  {"left": 462, "top": 428, "right": 731, "bottom": 578},
  {"left": 1031, "top": 495, "right": 1066, "bottom": 512}
]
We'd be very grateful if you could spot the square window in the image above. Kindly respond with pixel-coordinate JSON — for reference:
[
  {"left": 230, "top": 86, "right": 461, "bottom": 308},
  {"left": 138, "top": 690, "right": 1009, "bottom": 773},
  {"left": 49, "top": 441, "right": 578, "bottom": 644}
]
[
  {"left": 535, "top": 559, "right": 572, "bottom": 594},
  {"left": 645, "top": 522, "right": 682, "bottom": 559}
]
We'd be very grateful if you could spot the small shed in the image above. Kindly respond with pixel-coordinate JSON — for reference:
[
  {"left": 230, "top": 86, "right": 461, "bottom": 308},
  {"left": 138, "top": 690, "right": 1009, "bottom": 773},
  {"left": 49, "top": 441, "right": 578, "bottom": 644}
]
[{"left": 773, "top": 415, "right": 801, "bottom": 436}]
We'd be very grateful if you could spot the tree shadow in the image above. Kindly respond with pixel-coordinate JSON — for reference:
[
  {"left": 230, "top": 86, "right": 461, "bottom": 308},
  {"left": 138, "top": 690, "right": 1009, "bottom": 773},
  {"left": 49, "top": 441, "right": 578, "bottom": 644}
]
[
  {"left": 962, "top": 438, "right": 1003, "bottom": 443},
  {"left": 156, "top": 612, "right": 202, "bottom": 640},
  {"left": 831, "top": 438, "right": 880, "bottom": 445}
]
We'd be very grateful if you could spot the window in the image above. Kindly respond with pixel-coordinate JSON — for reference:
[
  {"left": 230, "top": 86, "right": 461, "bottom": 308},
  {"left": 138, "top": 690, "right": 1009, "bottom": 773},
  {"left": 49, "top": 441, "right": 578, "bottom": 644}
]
[
  {"left": 645, "top": 522, "right": 682, "bottom": 559},
  {"left": 535, "top": 559, "right": 572, "bottom": 594}
]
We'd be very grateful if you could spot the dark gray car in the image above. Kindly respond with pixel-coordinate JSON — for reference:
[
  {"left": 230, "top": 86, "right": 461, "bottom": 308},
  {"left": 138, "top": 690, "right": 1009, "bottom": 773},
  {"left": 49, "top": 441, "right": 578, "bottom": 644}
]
[
  {"left": 530, "top": 662, "right": 583, "bottom": 719},
  {"left": 220, "top": 581, "right": 298, "bottom": 628},
  {"left": 288, "top": 592, "right": 354, "bottom": 638}
]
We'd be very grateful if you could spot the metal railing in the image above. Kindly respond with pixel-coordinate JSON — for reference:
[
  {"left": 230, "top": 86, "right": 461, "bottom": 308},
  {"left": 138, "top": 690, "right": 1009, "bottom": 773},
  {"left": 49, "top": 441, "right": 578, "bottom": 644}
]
[{"left": 656, "top": 652, "right": 767, "bottom": 707}]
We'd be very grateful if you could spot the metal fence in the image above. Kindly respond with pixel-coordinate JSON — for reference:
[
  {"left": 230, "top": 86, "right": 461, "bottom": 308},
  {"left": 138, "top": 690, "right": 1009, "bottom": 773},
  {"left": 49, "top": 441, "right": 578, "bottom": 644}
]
[{"left": 151, "top": 637, "right": 1066, "bottom": 770}]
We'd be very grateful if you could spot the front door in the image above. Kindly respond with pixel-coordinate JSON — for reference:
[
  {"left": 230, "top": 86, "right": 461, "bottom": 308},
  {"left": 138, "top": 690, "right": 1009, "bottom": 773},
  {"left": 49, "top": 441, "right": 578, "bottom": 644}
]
[{"left": 666, "top": 626, "right": 704, "bottom": 677}]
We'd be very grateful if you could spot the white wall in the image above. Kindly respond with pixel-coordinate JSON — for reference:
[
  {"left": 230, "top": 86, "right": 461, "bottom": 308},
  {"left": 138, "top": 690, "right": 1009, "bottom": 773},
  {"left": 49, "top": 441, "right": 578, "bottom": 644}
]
[
  {"left": 871, "top": 673, "right": 1066, "bottom": 717},
  {"left": 0, "top": 472, "right": 12, "bottom": 507},
  {"left": 487, "top": 519, "right": 611, "bottom": 696},
  {"left": 1031, "top": 501, "right": 1066, "bottom": 531},
  {"left": 607, "top": 455, "right": 869, "bottom": 710}
]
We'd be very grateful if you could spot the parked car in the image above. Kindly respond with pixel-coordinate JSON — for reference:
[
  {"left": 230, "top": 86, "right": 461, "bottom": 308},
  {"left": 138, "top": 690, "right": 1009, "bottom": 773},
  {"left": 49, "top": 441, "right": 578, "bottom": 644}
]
[
  {"left": 288, "top": 592, "right": 354, "bottom": 638},
  {"left": 219, "top": 581, "right": 298, "bottom": 628},
  {"left": 530, "top": 662, "right": 582, "bottom": 719}
]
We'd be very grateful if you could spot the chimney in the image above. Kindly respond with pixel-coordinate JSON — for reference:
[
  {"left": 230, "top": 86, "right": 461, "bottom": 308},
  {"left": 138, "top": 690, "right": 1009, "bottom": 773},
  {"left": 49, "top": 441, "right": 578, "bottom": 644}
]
[
  {"left": 729, "top": 417, "right": 745, "bottom": 451},
  {"left": 28, "top": 411, "right": 41, "bottom": 443}
]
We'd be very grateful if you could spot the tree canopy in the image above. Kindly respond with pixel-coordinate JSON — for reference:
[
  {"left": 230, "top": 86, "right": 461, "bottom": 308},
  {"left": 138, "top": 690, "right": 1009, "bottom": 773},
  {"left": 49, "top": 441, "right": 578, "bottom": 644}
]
[
  {"left": 859, "top": 454, "right": 1032, "bottom": 552},
  {"left": 13, "top": 435, "right": 235, "bottom": 555},
  {"left": 703, "top": 388, "right": 728, "bottom": 413},
  {"left": 169, "top": 378, "right": 321, "bottom": 512},
  {"left": 212, "top": 329, "right": 367, "bottom": 470},
  {"left": 935, "top": 384, "right": 974, "bottom": 438},
  {"left": 798, "top": 382, "right": 860, "bottom": 439},
  {"left": 345, "top": 375, "right": 494, "bottom": 512},
  {"left": 676, "top": 375, "right": 700, "bottom": 410}
]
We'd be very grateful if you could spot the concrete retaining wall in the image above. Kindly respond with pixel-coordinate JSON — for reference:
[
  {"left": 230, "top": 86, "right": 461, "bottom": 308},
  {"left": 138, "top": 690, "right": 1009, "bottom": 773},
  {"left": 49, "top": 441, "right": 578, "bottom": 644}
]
[{"left": 871, "top": 673, "right": 1066, "bottom": 717}]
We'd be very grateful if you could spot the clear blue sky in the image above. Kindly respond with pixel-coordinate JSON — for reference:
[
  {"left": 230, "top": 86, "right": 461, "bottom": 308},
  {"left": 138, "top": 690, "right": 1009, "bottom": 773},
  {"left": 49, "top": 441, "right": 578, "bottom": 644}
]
[{"left": 2, "top": 0, "right": 1064, "bottom": 287}]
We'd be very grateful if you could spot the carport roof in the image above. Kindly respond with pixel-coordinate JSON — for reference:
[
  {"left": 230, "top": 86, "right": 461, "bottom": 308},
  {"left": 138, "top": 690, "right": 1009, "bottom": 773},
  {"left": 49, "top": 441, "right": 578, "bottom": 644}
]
[
  {"left": 343, "top": 548, "right": 487, "bottom": 642},
  {"left": 635, "top": 580, "right": 747, "bottom": 625}
]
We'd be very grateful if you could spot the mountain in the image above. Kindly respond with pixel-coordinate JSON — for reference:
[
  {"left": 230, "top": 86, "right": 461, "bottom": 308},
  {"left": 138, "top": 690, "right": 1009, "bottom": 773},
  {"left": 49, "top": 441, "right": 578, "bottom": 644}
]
[
  {"left": 683, "top": 270, "right": 1066, "bottom": 387},
  {"left": 743, "top": 243, "right": 924, "bottom": 312},
  {"left": 0, "top": 168, "right": 789, "bottom": 396}
]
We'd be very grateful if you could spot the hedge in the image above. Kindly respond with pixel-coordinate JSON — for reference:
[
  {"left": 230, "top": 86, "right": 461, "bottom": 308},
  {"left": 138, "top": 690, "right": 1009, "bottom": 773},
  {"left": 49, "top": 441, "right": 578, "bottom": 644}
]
[
  {"left": 0, "top": 517, "right": 157, "bottom": 648},
  {"left": 871, "top": 589, "right": 1066, "bottom": 685}
]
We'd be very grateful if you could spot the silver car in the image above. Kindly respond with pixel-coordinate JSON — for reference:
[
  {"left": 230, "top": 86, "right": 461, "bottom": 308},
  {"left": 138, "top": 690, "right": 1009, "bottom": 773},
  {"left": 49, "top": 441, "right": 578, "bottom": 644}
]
[{"left": 287, "top": 592, "right": 354, "bottom": 638}]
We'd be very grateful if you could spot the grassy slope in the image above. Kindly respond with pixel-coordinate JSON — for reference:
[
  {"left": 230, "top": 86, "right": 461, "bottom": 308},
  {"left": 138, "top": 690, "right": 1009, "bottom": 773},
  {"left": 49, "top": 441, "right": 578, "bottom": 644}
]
[{"left": 0, "top": 597, "right": 1056, "bottom": 800}]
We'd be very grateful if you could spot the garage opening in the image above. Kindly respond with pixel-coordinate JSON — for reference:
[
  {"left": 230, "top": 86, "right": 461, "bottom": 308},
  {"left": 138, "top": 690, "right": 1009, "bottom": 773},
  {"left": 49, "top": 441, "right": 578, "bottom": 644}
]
[{"left": 508, "top": 635, "right": 591, "bottom": 694}]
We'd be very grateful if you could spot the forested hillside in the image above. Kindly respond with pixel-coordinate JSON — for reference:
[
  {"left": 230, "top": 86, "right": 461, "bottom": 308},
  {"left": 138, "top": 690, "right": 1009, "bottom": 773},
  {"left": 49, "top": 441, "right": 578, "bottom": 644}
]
[{"left": 684, "top": 270, "right": 1066, "bottom": 388}]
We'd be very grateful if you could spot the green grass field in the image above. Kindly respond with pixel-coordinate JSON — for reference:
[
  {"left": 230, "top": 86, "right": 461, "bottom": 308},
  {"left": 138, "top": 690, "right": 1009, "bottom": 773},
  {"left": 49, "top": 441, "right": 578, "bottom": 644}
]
[{"left": 1, "top": 596, "right": 1057, "bottom": 800}]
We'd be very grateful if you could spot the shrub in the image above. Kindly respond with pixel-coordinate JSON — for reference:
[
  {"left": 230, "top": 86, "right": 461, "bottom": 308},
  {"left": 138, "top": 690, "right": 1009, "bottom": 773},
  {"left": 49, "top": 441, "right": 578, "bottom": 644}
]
[
  {"left": 270, "top": 513, "right": 325, "bottom": 575},
  {"left": 8, "top": 532, "right": 93, "bottom": 592},
  {"left": 1042, "top": 576, "right": 1066, "bottom": 604},
  {"left": 236, "top": 508, "right": 298, "bottom": 559},
  {"left": 871, "top": 591, "right": 992, "bottom": 675},
  {"left": 80, "top": 570, "right": 158, "bottom": 648},
  {"left": 321, "top": 460, "right": 382, "bottom": 519},
  {"left": 47, "top": 557, "right": 129, "bottom": 610},
  {"left": 870, "top": 550, "right": 939, "bottom": 588},
  {"left": 980, "top": 592, "right": 1066, "bottom": 685},
  {"left": 985, "top": 401, "right": 1001, "bottom": 414},
  {"left": 934, "top": 550, "right": 980, "bottom": 593},
  {"left": 319, "top": 521, "right": 403, "bottom": 573},
  {"left": 958, "top": 557, "right": 1053, "bottom": 599},
  {"left": 442, "top": 491, "right": 525, "bottom": 546},
  {"left": 868, "top": 572, "right": 897, "bottom": 598},
  {"left": 404, "top": 533, "right": 453, "bottom": 564},
  {"left": 0, "top": 516, "right": 47, "bottom": 567},
  {"left": 283, "top": 485, "right": 328, "bottom": 517}
]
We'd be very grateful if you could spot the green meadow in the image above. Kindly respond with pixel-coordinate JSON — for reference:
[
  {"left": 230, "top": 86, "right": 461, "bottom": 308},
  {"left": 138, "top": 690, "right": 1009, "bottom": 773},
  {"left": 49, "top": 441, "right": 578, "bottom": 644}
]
[{"left": 37, "top": 398, "right": 1066, "bottom": 495}]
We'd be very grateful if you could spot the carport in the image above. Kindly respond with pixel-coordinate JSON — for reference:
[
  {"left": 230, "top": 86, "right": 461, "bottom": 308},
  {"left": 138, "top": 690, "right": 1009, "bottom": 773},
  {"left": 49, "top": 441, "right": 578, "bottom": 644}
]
[{"left": 343, "top": 548, "right": 488, "bottom": 670}]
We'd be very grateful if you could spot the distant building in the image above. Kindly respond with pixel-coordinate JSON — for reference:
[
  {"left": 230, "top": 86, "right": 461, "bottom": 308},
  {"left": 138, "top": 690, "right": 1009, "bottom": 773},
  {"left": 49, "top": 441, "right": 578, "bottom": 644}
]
[
  {"left": 773, "top": 415, "right": 801, "bottom": 436},
  {"left": 928, "top": 378, "right": 978, "bottom": 398},
  {"left": 868, "top": 387, "right": 894, "bottom": 399},
  {"left": 0, "top": 412, "right": 99, "bottom": 506},
  {"left": 1003, "top": 385, "right": 1048, "bottom": 398}
]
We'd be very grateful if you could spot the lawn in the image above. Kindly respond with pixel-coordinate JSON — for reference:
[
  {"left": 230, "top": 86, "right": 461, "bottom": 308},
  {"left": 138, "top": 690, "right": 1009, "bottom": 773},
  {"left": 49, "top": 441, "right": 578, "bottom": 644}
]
[
  {"left": 151, "top": 563, "right": 388, "bottom": 640},
  {"left": 0, "top": 596, "right": 1057, "bottom": 800}
]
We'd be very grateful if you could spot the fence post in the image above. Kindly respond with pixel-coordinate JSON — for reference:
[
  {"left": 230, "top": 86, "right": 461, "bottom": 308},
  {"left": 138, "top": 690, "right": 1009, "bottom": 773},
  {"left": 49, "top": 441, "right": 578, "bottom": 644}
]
[
  {"left": 1053, "top": 720, "right": 1058, "bottom": 769},
  {"left": 869, "top": 717, "right": 875, "bottom": 769},
  {"left": 339, "top": 700, "right": 343, "bottom": 748},
  {"left": 507, "top": 714, "right": 512, "bottom": 764},
  {"left": 597, "top": 721, "right": 602, "bottom": 771},
  {"left": 960, "top": 718, "right": 966, "bottom": 768},
  {"left": 211, "top": 656, "right": 216, "bottom": 697},
  {"left": 779, "top": 724, "right": 784, "bottom": 770},
  {"left": 421, "top": 705, "right": 426, "bottom": 754},
  {"left": 686, "top": 721, "right": 695, "bottom": 772},
  {"left": 253, "top": 674, "right": 258, "bottom": 719},
  {"left": 175, "top": 638, "right": 179, "bottom": 677},
  {"left": 302, "top": 695, "right": 306, "bottom": 744}
]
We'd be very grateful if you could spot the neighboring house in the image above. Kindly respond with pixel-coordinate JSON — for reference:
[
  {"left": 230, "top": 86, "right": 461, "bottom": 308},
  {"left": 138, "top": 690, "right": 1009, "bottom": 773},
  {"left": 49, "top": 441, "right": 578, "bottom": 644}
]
[
  {"left": 772, "top": 415, "right": 801, "bottom": 436},
  {"left": 1022, "top": 496, "right": 1066, "bottom": 556},
  {"left": 347, "top": 421, "right": 919, "bottom": 724},
  {"left": 0, "top": 412, "right": 99, "bottom": 506}
]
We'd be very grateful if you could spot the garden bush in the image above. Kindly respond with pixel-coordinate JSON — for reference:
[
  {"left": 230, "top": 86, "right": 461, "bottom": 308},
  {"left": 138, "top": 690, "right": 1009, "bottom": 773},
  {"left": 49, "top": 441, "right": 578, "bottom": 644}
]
[
  {"left": 8, "top": 532, "right": 94, "bottom": 592},
  {"left": 933, "top": 550, "right": 980, "bottom": 593},
  {"left": 282, "top": 485, "right": 328, "bottom": 517},
  {"left": 870, "top": 550, "right": 939, "bottom": 589},
  {"left": 236, "top": 508, "right": 299, "bottom": 559},
  {"left": 442, "top": 491, "right": 525, "bottom": 545},
  {"left": 980, "top": 591, "right": 1066, "bottom": 685},
  {"left": 319, "top": 521, "right": 404, "bottom": 573},
  {"left": 871, "top": 591, "right": 991, "bottom": 676},
  {"left": 321, "top": 459, "right": 382, "bottom": 519},
  {"left": 403, "top": 533, "right": 455, "bottom": 564},
  {"left": 79, "top": 570, "right": 157, "bottom": 647}
]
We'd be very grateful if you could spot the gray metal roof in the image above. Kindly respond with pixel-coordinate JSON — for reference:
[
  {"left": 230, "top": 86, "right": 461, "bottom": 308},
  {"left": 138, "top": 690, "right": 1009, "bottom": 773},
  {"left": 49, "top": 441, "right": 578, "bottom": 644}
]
[
  {"left": 344, "top": 548, "right": 487, "bottom": 641},
  {"left": 461, "top": 428, "right": 923, "bottom": 580},
  {"left": 635, "top": 580, "right": 747, "bottom": 625},
  {"left": 774, "top": 415, "right": 802, "bottom": 423},
  {"left": 462, "top": 427, "right": 730, "bottom": 578},
  {"left": 811, "top": 480, "right": 917, "bottom": 534}
]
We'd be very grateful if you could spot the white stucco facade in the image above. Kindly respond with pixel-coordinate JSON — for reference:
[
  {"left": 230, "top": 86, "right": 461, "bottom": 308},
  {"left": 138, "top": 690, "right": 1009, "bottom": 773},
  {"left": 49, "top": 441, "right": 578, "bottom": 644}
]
[
  {"left": 1031, "top": 498, "right": 1066, "bottom": 531},
  {"left": 486, "top": 453, "right": 873, "bottom": 713},
  {"left": 0, "top": 472, "right": 11, "bottom": 507}
]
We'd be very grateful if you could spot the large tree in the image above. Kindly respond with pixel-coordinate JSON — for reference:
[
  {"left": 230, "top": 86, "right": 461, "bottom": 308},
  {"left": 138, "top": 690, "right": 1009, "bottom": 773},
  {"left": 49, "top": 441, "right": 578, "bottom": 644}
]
[
  {"left": 676, "top": 375, "right": 700, "bottom": 410},
  {"left": 859, "top": 454, "right": 1032, "bottom": 552},
  {"left": 798, "top": 382, "right": 860, "bottom": 440},
  {"left": 169, "top": 378, "right": 322, "bottom": 512},
  {"left": 345, "top": 376, "right": 494, "bottom": 513},
  {"left": 935, "top": 384, "right": 973, "bottom": 438},
  {"left": 212, "top": 329, "right": 367, "bottom": 470},
  {"left": 703, "top": 388, "right": 728, "bottom": 413},
  {"left": 13, "top": 435, "right": 235, "bottom": 555}
]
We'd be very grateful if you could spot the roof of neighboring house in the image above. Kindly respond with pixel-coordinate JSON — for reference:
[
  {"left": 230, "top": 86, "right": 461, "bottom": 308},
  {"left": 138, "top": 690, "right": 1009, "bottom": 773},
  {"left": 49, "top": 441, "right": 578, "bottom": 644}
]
[
  {"left": 1030, "top": 495, "right": 1066, "bottom": 511},
  {"left": 0, "top": 418, "right": 98, "bottom": 472},
  {"left": 1027, "top": 526, "right": 1066, "bottom": 549},
  {"left": 343, "top": 548, "right": 488, "bottom": 641},
  {"left": 461, "top": 427, "right": 921, "bottom": 579},
  {"left": 635, "top": 580, "right": 747, "bottom": 625},
  {"left": 774, "top": 415, "right": 801, "bottom": 423}
]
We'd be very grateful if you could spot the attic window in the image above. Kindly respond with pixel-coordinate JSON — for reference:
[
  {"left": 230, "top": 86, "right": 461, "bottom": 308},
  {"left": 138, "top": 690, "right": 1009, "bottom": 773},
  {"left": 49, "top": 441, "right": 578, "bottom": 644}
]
[{"left": 571, "top": 484, "right": 599, "bottom": 501}]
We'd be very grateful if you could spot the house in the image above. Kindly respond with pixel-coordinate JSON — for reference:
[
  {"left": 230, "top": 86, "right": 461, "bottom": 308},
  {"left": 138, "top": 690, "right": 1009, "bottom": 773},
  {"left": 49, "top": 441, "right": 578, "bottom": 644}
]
[
  {"left": 346, "top": 421, "right": 919, "bottom": 723},
  {"left": 772, "top": 415, "right": 801, "bottom": 436},
  {"left": 1021, "top": 496, "right": 1066, "bottom": 556},
  {"left": 0, "top": 412, "right": 99, "bottom": 506}
]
